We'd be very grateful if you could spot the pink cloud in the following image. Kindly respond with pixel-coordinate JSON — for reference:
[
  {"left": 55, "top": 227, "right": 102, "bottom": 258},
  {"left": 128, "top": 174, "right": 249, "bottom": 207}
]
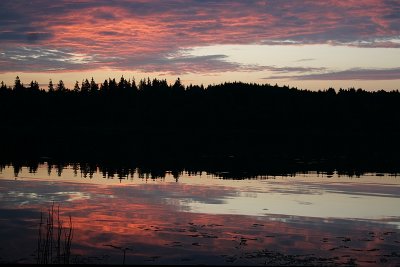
[{"left": 0, "top": 0, "right": 398, "bottom": 74}]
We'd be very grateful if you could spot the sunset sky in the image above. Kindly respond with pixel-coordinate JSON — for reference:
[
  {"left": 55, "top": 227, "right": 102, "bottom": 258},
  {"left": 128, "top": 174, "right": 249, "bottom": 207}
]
[{"left": 0, "top": 0, "right": 399, "bottom": 91}]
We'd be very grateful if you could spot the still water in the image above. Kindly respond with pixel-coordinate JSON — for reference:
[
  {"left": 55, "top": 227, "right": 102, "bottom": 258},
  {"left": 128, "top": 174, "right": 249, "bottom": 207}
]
[{"left": 0, "top": 163, "right": 399, "bottom": 265}]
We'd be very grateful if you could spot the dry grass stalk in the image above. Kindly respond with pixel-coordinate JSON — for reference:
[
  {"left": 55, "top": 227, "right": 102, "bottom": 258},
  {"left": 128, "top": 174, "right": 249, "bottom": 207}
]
[{"left": 36, "top": 203, "right": 73, "bottom": 264}]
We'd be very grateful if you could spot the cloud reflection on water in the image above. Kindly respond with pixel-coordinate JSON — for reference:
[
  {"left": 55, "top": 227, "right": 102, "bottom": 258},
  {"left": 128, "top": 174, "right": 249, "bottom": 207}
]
[{"left": 0, "top": 166, "right": 400, "bottom": 264}]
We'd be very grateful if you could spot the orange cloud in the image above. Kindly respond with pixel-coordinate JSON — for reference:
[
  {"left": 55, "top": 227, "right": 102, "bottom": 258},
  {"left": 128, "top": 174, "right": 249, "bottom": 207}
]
[
  {"left": 1, "top": 177, "right": 399, "bottom": 264},
  {"left": 0, "top": 0, "right": 399, "bottom": 81}
]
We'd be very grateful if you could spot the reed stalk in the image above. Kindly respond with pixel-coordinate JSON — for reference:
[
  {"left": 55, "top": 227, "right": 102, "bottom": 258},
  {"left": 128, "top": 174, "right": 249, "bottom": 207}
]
[{"left": 36, "top": 203, "right": 73, "bottom": 264}]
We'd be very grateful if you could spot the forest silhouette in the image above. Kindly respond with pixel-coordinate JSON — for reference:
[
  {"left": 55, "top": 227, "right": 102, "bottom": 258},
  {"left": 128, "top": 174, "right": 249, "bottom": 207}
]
[
  {"left": 1, "top": 76, "right": 400, "bottom": 172},
  {"left": 2, "top": 158, "right": 400, "bottom": 181}
]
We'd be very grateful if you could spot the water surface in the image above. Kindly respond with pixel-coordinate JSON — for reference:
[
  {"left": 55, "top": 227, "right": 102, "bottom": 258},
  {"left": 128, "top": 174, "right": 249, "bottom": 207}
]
[{"left": 0, "top": 163, "right": 399, "bottom": 265}]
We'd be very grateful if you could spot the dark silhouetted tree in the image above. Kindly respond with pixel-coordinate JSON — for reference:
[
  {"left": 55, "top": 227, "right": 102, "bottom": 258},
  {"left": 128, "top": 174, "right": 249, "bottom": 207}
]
[
  {"left": 14, "top": 76, "right": 24, "bottom": 92},
  {"left": 0, "top": 81, "right": 6, "bottom": 90},
  {"left": 90, "top": 77, "right": 98, "bottom": 93},
  {"left": 118, "top": 76, "right": 125, "bottom": 91},
  {"left": 29, "top": 80, "right": 40, "bottom": 92},
  {"left": 56, "top": 80, "right": 66, "bottom": 92},
  {"left": 81, "top": 79, "right": 90, "bottom": 94},
  {"left": 73, "top": 81, "right": 80, "bottom": 92},
  {"left": 118, "top": 76, "right": 131, "bottom": 92},
  {"left": 327, "top": 88, "right": 336, "bottom": 96},
  {"left": 109, "top": 78, "right": 117, "bottom": 92},
  {"left": 48, "top": 79, "right": 54, "bottom": 92},
  {"left": 172, "top": 77, "right": 184, "bottom": 93},
  {"left": 131, "top": 77, "right": 137, "bottom": 91},
  {"left": 138, "top": 78, "right": 146, "bottom": 91},
  {"left": 100, "top": 79, "right": 109, "bottom": 92}
]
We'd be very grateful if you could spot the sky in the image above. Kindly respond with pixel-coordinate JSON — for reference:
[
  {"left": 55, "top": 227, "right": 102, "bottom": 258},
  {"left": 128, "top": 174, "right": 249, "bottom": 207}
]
[{"left": 0, "top": 0, "right": 399, "bottom": 91}]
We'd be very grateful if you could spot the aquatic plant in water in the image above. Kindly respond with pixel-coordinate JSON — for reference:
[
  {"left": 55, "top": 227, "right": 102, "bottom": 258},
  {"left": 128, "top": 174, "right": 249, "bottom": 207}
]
[{"left": 36, "top": 203, "right": 73, "bottom": 264}]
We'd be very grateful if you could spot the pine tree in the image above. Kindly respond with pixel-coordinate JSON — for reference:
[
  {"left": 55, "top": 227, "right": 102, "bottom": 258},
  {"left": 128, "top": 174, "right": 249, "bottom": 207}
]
[
  {"left": 29, "top": 80, "right": 39, "bottom": 91},
  {"left": 109, "top": 78, "right": 117, "bottom": 92},
  {"left": 48, "top": 79, "right": 54, "bottom": 92},
  {"left": 118, "top": 76, "right": 126, "bottom": 90},
  {"left": 172, "top": 77, "right": 184, "bottom": 93},
  {"left": 56, "top": 80, "right": 66, "bottom": 92},
  {"left": 73, "top": 81, "right": 80, "bottom": 92},
  {"left": 14, "top": 76, "right": 23, "bottom": 91},
  {"left": 131, "top": 77, "right": 137, "bottom": 91},
  {"left": 90, "top": 77, "right": 98, "bottom": 93},
  {"left": 0, "top": 81, "right": 7, "bottom": 92},
  {"left": 100, "top": 79, "right": 109, "bottom": 92},
  {"left": 138, "top": 78, "right": 146, "bottom": 91},
  {"left": 81, "top": 79, "right": 90, "bottom": 93}
]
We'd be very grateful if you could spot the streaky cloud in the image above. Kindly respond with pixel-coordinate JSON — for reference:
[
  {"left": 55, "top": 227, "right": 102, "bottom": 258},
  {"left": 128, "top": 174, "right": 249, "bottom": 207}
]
[
  {"left": 0, "top": 0, "right": 399, "bottom": 76},
  {"left": 264, "top": 68, "right": 400, "bottom": 81}
]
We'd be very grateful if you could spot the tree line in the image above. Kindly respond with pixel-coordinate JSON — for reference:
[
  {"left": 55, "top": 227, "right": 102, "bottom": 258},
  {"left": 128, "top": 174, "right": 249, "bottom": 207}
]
[
  {"left": 1, "top": 75, "right": 400, "bottom": 131},
  {"left": 3, "top": 159, "right": 399, "bottom": 181},
  {"left": 1, "top": 75, "right": 400, "bottom": 165},
  {"left": 0, "top": 75, "right": 189, "bottom": 94}
]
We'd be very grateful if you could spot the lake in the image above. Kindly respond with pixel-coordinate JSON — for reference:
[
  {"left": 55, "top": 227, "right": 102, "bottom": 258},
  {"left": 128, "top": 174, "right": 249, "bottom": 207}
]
[{"left": 0, "top": 162, "right": 399, "bottom": 265}]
